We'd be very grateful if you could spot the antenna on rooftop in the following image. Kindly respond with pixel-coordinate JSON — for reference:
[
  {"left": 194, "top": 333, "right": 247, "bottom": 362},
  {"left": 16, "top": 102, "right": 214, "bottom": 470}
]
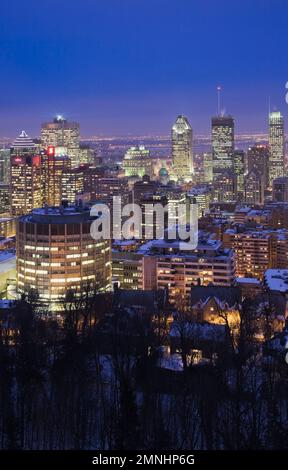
[{"left": 217, "top": 85, "right": 221, "bottom": 116}]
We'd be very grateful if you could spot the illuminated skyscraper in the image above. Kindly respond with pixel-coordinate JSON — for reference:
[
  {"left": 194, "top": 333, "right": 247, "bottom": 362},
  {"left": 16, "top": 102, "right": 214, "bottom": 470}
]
[
  {"left": 40, "top": 116, "right": 80, "bottom": 168},
  {"left": 172, "top": 115, "right": 193, "bottom": 182},
  {"left": 212, "top": 115, "right": 234, "bottom": 179},
  {"left": 10, "top": 131, "right": 42, "bottom": 216},
  {"left": 42, "top": 146, "right": 71, "bottom": 206},
  {"left": 123, "top": 145, "right": 152, "bottom": 178},
  {"left": 268, "top": 111, "right": 285, "bottom": 186}
]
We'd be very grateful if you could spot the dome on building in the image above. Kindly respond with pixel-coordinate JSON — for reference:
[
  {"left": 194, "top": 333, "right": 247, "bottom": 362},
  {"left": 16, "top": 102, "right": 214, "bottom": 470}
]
[{"left": 159, "top": 167, "right": 168, "bottom": 177}]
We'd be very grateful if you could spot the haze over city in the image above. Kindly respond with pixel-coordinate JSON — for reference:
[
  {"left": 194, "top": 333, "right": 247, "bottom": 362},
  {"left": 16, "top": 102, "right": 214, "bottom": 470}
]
[{"left": 0, "top": 0, "right": 287, "bottom": 137}]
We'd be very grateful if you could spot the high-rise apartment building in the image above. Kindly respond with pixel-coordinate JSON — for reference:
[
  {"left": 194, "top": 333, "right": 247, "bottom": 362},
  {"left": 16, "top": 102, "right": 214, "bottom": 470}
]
[
  {"left": 10, "top": 131, "right": 42, "bottom": 216},
  {"left": 223, "top": 229, "right": 272, "bottom": 279},
  {"left": 269, "top": 111, "right": 285, "bottom": 186},
  {"left": 212, "top": 115, "right": 234, "bottom": 179},
  {"left": 40, "top": 116, "right": 80, "bottom": 168},
  {"left": 172, "top": 115, "right": 193, "bottom": 182},
  {"left": 16, "top": 206, "right": 111, "bottom": 305}
]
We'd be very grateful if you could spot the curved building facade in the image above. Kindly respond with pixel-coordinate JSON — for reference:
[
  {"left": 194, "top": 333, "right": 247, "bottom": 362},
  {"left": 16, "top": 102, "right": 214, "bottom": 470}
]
[{"left": 16, "top": 206, "right": 111, "bottom": 304}]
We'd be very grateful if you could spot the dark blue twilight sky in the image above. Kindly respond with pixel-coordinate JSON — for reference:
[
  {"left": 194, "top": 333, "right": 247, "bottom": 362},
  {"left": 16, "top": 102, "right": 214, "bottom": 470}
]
[{"left": 0, "top": 0, "right": 287, "bottom": 137}]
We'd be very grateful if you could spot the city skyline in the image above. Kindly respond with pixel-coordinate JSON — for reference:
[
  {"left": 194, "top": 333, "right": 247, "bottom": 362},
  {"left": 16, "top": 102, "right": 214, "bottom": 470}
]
[
  {"left": 0, "top": 0, "right": 288, "bottom": 136},
  {"left": 1, "top": 0, "right": 288, "bottom": 458}
]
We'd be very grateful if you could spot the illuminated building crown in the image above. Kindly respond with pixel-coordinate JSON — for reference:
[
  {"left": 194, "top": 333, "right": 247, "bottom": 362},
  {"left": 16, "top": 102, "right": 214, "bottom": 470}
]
[{"left": 12, "top": 130, "right": 36, "bottom": 149}]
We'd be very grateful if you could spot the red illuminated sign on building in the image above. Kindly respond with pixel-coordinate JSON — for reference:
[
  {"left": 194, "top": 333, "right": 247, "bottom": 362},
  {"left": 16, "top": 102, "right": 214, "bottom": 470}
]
[
  {"left": 13, "top": 157, "right": 23, "bottom": 164},
  {"left": 47, "top": 146, "right": 55, "bottom": 157},
  {"left": 33, "top": 155, "right": 41, "bottom": 166}
]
